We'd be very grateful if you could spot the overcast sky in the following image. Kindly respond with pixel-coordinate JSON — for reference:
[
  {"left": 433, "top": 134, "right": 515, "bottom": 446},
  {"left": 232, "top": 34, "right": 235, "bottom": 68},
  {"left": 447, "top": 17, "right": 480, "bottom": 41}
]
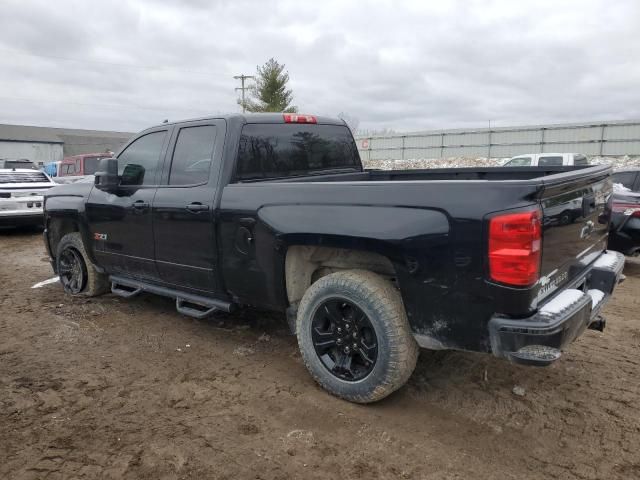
[{"left": 0, "top": 0, "right": 638, "bottom": 133}]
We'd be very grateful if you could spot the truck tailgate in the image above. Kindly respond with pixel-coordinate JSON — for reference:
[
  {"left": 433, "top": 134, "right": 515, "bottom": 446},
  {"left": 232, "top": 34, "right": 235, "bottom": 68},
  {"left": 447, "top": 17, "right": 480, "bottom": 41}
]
[{"left": 538, "top": 167, "right": 612, "bottom": 301}]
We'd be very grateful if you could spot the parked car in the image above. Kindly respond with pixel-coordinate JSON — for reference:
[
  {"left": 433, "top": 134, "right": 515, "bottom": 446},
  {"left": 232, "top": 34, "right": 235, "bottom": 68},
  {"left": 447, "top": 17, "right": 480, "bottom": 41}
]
[
  {"left": 503, "top": 153, "right": 589, "bottom": 167},
  {"left": 0, "top": 167, "right": 56, "bottom": 227},
  {"left": 611, "top": 167, "right": 640, "bottom": 192},
  {"left": 0, "top": 158, "right": 39, "bottom": 170},
  {"left": 43, "top": 113, "right": 624, "bottom": 403},
  {"left": 607, "top": 168, "right": 640, "bottom": 256},
  {"left": 58, "top": 153, "right": 114, "bottom": 180}
]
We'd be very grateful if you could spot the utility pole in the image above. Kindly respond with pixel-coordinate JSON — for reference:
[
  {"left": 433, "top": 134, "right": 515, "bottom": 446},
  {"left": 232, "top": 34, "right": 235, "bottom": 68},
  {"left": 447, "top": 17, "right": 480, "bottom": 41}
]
[{"left": 234, "top": 74, "right": 255, "bottom": 113}]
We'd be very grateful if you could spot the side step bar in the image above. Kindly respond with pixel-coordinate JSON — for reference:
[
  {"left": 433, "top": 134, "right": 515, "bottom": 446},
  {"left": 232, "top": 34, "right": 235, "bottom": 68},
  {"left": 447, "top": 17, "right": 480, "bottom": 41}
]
[{"left": 110, "top": 275, "right": 235, "bottom": 318}]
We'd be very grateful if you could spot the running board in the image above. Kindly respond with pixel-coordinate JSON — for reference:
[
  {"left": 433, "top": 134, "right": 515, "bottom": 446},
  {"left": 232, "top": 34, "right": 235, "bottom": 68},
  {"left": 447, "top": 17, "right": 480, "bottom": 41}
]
[
  {"left": 111, "top": 283, "right": 142, "bottom": 298},
  {"left": 109, "top": 275, "right": 235, "bottom": 318},
  {"left": 176, "top": 298, "right": 219, "bottom": 319}
]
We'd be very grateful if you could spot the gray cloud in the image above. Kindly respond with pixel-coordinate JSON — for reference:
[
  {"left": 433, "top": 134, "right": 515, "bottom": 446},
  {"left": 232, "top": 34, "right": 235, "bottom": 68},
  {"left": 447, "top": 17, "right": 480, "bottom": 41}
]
[{"left": 0, "top": 0, "right": 638, "bottom": 133}]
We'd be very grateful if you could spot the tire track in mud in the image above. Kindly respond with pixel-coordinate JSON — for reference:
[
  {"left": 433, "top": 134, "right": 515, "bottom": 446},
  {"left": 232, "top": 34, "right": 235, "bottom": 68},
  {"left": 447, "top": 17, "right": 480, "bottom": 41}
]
[{"left": 1, "top": 229, "right": 639, "bottom": 479}]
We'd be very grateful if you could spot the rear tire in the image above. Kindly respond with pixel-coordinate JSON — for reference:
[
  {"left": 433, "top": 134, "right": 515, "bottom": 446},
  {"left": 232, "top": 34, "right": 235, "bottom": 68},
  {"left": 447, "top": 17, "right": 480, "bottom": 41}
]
[
  {"left": 56, "top": 232, "right": 109, "bottom": 297},
  {"left": 296, "top": 269, "right": 418, "bottom": 403}
]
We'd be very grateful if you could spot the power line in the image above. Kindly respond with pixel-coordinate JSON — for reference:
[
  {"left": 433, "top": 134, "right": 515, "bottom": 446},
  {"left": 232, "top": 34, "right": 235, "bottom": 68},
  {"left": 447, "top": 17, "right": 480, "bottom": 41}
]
[
  {"left": 234, "top": 74, "right": 255, "bottom": 113},
  {"left": 0, "top": 95, "right": 212, "bottom": 115},
  {"left": 1, "top": 48, "right": 219, "bottom": 77}
]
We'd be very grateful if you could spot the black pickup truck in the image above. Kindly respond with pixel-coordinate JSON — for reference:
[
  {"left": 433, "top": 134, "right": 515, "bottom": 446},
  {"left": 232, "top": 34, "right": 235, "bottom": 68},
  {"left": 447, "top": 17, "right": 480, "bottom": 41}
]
[{"left": 43, "top": 113, "right": 625, "bottom": 403}]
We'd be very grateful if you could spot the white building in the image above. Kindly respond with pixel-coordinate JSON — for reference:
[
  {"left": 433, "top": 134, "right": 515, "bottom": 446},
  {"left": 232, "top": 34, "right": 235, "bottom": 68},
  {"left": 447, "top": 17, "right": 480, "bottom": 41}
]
[{"left": 0, "top": 124, "right": 132, "bottom": 166}]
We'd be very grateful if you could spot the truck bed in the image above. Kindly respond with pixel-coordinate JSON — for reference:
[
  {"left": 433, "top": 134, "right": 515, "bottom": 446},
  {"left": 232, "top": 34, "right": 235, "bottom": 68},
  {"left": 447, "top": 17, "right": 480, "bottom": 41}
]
[
  {"left": 224, "top": 164, "right": 612, "bottom": 323},
  {"left": 263, "top": 165, "right": 598, "bottom": 183}
]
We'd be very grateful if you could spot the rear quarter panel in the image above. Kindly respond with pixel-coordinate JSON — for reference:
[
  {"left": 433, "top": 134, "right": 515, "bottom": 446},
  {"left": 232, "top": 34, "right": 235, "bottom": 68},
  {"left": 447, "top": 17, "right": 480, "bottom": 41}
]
[{"left": 218, "top": 180, "right": 542, "bottom": 352}]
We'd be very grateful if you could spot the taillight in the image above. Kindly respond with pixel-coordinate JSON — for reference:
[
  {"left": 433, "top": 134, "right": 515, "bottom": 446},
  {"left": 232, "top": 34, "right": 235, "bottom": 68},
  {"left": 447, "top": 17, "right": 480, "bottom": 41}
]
[
  {"left": 283, "top": 113, "right": 317, "bottom": 124},
  {"left": 488, "top": 209, "right": 542, "bottom": 287},
  {"left": 612, "top": 202, "right": 640, "bottom": 218}
]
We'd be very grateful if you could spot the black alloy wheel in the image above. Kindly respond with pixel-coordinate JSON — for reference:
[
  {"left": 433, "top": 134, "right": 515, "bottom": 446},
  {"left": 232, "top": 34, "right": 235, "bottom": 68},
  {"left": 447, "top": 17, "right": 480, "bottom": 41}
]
[
  {"left": 58, "top": 247, "right": 88, "bottom": 294},
  {"left": 311, "top": 298, "right": 378, "bottom": 381}
]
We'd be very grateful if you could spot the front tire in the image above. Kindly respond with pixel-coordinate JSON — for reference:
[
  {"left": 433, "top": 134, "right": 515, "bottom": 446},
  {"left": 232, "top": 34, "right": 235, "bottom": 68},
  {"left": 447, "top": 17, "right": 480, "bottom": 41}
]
[
  {"left": 56, "top": 232, "right": 109, "bottom": 297},
  {"left": 296, "top": 270, "right": 418, "bottom": 403}
]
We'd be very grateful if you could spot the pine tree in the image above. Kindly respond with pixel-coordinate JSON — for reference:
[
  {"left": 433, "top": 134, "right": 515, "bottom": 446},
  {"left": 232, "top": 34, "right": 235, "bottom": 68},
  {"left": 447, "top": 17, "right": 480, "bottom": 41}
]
[{"left": 242, "top": 58, "right": 297, "bottom": 113}]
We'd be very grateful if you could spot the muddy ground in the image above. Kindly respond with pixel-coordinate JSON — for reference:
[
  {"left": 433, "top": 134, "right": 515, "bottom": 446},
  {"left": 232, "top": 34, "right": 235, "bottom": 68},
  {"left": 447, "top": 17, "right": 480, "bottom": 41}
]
[{"left": 1, "top": 229, "right": 639, "bottom": 480}]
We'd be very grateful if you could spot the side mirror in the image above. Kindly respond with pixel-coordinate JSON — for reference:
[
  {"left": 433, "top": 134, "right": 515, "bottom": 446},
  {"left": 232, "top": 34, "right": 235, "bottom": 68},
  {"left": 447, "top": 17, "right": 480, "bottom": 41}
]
[{"left": 94, "top": 158, "right": 119, "bottom": 191}]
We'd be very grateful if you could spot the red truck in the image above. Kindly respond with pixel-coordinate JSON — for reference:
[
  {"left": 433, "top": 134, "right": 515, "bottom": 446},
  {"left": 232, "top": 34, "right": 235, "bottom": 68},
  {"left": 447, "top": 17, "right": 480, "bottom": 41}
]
[{"left": 58, "top": 153, "right": 114, "bottom": 179}]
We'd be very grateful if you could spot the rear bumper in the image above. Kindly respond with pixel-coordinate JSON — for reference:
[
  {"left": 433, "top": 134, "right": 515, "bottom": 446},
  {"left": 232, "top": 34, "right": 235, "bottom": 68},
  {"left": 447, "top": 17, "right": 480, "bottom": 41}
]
[
  {"left": 489, "top": 250, "right": 625, "bottom": 366},
  {"left": 0, "top": 210, "right": 44, "bottom": 226}
]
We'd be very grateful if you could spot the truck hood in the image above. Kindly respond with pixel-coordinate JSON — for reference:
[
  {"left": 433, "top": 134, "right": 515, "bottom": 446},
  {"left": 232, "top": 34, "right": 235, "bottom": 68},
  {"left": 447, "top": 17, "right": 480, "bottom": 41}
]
[
  {"left": 45, "top": 180, "right": 94, "bottom": 199},
  {"left": 0, "top": 169, "right": 55, "bottom": 189}
]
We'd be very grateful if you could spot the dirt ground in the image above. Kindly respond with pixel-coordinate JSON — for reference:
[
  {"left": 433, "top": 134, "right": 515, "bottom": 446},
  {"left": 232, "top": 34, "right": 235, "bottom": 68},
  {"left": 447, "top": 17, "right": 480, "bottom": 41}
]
[{"left": 1, "top": 229, "right": 639, "bottom": 480}]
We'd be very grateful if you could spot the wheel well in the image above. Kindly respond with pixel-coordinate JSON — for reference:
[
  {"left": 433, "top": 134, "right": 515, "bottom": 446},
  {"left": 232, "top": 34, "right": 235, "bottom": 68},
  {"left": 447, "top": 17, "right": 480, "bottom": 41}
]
[
  {"left": 284, "top": 245, "right": 397, "bottom": 306},
  {"left": 48, "top": 218, "right": 80, "bottom": 257}
]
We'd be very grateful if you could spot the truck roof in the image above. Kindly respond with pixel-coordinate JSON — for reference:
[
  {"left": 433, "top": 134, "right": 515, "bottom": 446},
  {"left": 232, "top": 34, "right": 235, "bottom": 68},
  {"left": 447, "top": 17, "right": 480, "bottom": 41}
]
[
  {"left": 148, "top": 113, "right": 347, "bottom": 129},
  {"left": 512, "top": 153, "right": 581, "bottom": 157}
]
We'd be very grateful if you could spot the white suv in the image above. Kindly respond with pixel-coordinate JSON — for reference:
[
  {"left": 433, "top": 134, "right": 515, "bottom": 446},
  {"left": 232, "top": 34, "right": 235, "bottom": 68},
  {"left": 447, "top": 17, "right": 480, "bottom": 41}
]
[{"left": 0, "top": 166, "right": 56, "bottom": 227}]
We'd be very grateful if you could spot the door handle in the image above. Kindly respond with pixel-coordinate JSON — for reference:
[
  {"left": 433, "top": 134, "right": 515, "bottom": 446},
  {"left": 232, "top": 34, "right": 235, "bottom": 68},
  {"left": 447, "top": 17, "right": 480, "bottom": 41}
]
[
  {"left": 185, "top": 203, "right": 210, "bottom": 213},
  {"left": 132, "top": 200, "right": 149, "bottom": 209}
]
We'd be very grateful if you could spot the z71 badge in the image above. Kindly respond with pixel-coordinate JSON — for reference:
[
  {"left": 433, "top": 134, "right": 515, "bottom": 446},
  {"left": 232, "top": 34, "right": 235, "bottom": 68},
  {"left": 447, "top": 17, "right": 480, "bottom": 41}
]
[{"left": 93, "top": 233, "right": 108, "bottom": 241}]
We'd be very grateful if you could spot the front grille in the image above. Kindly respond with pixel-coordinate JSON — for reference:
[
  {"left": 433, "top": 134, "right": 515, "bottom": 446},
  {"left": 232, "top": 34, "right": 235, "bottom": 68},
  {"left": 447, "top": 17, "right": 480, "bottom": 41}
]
[{"left": 0, "top": 172, "right": 50, "bottom": 184}]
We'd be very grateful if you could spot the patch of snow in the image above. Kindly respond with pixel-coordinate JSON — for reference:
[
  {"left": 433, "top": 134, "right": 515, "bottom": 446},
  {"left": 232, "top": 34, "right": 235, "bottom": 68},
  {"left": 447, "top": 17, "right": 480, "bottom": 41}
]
[
  {"left": 31, "top": 276, "right": 60, "bottom": 289},
  {"left": 613, "top": 183, "right": 631, "bottom": 193},
  {"left": 512, "top": 385, "right": 526, "bottom": 397},
  {"left": 594, "top": 252, "right": 619, "bottom": 270},
  {"left": 539, "top": 289, "right": 585, "bottom": 316},
  {"left": 587, "top": 289, "right": 605, "bottom": 308},
  {"left": 362, "top": 155, "right": 640, "bottom": 171}
]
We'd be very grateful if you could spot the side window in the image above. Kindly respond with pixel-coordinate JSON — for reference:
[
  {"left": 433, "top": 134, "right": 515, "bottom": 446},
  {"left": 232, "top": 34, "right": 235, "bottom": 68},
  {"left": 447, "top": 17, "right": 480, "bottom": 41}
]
[
  {"left": 118, "top": 131, "right": 167, "bottom": 186},
  {"left": 168, "top": 125, "right": 217, "bottom": 185},
  {"left": 505, "top": 157, "right": 532, "bottom": 167},
  {"left": 63, "top": 163, "right": 75, "bottom": 175},
  {"left": 612, "top": 172, "right": 637, "bottom": 190},
  {"left": 538, "top": 156, "right": 564, "bottom": 167}
]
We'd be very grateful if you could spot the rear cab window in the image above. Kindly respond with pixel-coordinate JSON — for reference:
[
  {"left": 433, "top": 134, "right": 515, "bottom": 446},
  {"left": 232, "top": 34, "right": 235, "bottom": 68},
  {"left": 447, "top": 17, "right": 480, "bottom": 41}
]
[
  {"left": 538, "top": 156, "right": 564, "bottom": 167},
  {"left": 235, "top": 124, "right": 360, "bottom": 181},
  {"left": 573, "top": 154, "right": 589, "bottom": 166},
  {"left": 0, "top": 160, "right": 38, "bottom": 170}
]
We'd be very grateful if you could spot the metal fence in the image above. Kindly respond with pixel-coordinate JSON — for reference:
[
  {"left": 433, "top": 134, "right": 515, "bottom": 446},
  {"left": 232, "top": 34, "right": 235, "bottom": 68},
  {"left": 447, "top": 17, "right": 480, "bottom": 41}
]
[{"left": 355, "top": 120, "right": 640, "bottom": 161}]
